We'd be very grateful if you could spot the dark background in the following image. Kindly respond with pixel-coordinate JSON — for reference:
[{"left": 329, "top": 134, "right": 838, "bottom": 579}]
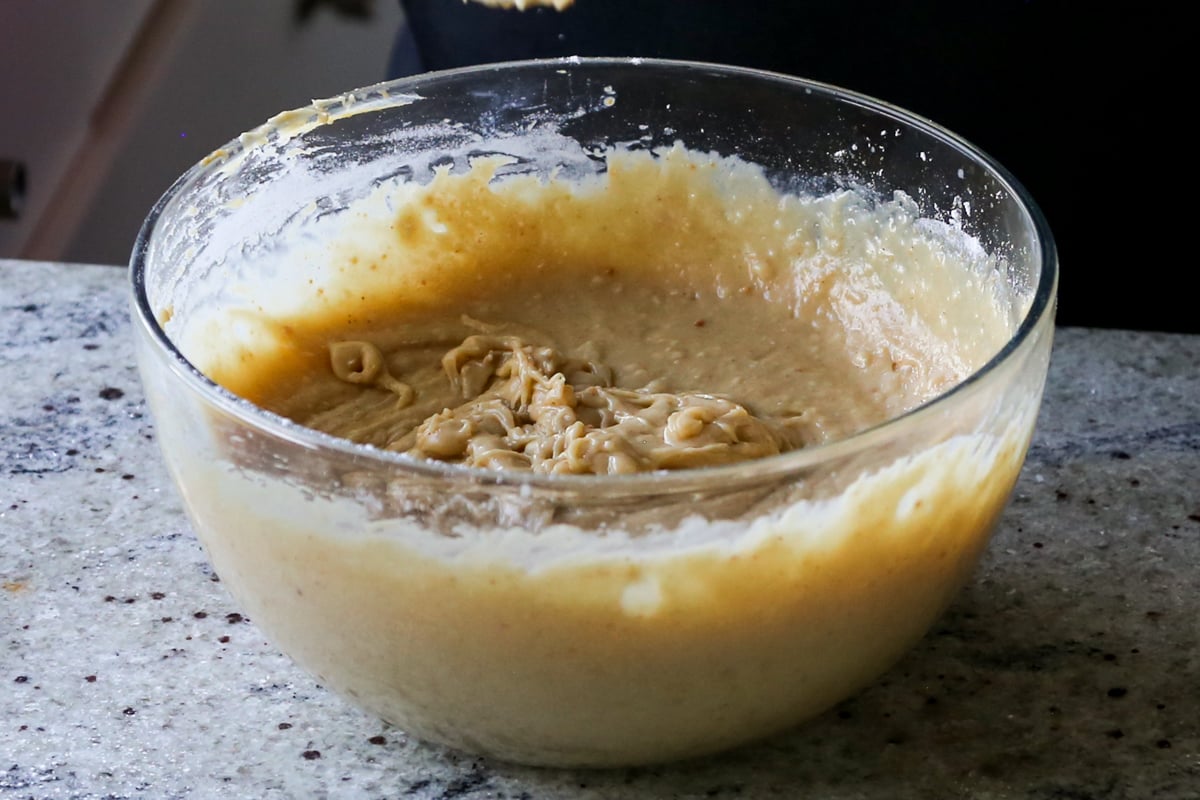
[{"left": 393, "top": 1, "right": 1190, "bottom": 333}]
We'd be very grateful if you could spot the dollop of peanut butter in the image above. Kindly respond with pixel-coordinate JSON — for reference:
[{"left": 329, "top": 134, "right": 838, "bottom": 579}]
[{"left": 327, "top": 333, "right": 812, "bottom": 474}]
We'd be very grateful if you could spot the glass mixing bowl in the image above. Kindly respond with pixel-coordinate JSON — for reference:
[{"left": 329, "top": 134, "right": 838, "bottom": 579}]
[{"left": 130, "top": 58, "right": 1056, "bottom": 767}]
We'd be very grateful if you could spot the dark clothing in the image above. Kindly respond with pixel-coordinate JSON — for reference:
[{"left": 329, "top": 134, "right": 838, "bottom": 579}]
[{"left": 393, "top": 2, "right": 1190, "bottom": 333}]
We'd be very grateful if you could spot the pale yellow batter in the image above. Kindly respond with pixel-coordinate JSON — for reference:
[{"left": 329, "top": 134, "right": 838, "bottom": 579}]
[
  {"left": 210, "top": 147, "right": 1011, "bottom": 475},
  {"left": 164, "top": 145, "right": 1041, "bottom": 766}
]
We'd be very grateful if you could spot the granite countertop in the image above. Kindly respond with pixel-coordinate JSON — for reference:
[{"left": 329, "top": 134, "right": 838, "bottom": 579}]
[{"left": 2, "top": 258, "right": 1198, "bottom": 799}]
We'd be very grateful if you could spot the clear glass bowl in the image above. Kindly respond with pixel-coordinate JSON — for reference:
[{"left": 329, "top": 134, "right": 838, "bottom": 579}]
[{"left": 131, "top": 58, "right": 1056, "bottom": 767}]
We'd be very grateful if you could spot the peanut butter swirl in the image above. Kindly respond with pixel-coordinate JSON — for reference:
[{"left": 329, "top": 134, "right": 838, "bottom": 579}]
[{"left": 323, "top": 333, "right": 813, "bottom": 475}]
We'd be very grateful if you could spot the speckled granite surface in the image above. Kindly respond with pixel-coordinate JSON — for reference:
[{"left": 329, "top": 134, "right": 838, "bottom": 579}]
[{"left": 2, "top": 258, "right": 1198, "bottom": 799}]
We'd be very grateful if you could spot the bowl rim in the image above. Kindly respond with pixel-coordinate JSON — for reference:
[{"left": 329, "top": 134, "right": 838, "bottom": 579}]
[{"left": 129, "top": 56, "right": 1058, "bottom": 496}]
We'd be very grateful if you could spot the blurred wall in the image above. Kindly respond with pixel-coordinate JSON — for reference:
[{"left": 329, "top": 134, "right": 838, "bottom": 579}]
[{"left": 0, "top": 0, "right": 403, "bottom": 266}]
